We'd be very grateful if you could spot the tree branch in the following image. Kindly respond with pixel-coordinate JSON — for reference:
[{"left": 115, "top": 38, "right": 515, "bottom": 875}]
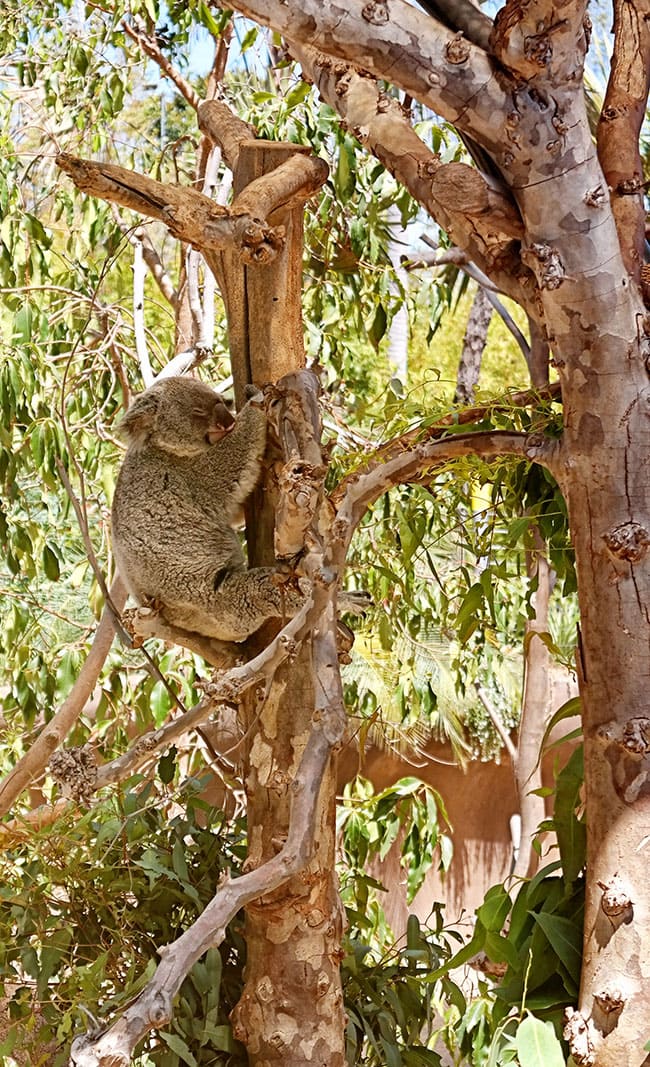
[
  {"left": 56, "top": 153, "right": 286, "bottom": 265},
  {"left": 597, "top": 0, "right": 650, "bottom": 292},
  {"left": 407, "top": 243, "right": 532, "bottom": 361},
  {"left": 109, "top": 208, "right": 177, "bottom": 306},
  {"left": 417, "top": 0, "right": 493, "bottom": 50},
  {"left": 293, "top": 44, "right": 526, "bottom": 290},
  {"left": 122, "top": 20, "right": 202, "bottom": 111},
  {"left": 490, "top": 0, "right": 590, "bottom": 82},
  {"left": 228, "top": 0, "right": 510, "bottom": 154},
  {"left": 198, "top": 99, "right": 256, "bottom": 173},
  {"left": 331, "top": 432, "right": 555, "bottom": 555},
  {"left": 0, "top": 577, "right": 127, "bottom": 817},
  {"left": 68, "top": 581, "right": 345, "bottom": 1066}
]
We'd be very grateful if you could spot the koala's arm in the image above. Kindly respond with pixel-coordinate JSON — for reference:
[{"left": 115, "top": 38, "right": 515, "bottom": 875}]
[{"left": 212, "top": 395, "right": 267, "bottom": 509}]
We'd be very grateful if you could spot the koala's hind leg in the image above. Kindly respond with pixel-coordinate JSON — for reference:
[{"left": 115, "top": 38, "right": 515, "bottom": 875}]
[{"left": 208, "top": 568, "right": 307, "bottom": 641}]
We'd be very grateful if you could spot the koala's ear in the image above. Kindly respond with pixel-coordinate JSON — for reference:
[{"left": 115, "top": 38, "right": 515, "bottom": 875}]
[{"left": 117, "top": 389, "right": 160, "bottom": 446}]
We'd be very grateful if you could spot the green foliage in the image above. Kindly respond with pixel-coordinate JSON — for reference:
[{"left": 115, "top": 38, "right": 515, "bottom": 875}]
[
  {"left": 343, "top": 909, "right": 462, "bottom": 1067},
  {"left": 428, "top": 751, "right": 585, "bottom": 1065},
  {"left": 0, "top": 781, "right": 249, "bottom": 1065},
  {"left": 339, "top": 777, "right": 452, "bottom": 910}
]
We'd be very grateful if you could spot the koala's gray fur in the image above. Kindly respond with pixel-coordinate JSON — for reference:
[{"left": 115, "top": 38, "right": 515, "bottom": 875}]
[{"left": 111, "top": 375, "right": 304, "bottom": 642}]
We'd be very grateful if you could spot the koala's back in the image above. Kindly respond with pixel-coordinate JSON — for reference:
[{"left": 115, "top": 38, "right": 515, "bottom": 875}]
[{"left": 112, "top": 442, "right": 245, "bottom": 606}]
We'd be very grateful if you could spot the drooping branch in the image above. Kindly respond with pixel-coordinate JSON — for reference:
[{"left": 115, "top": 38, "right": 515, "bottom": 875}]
[
  {"left": 597, "top": 0, "right": 650, "bottom": 292},
  {"left": 293, "top": 44, "right": 528, "bottom": 293},
  {"left": 0, "top": 577, "right": 127, "bottom": 818},
  {"left": 228, "top": 0, "right": 510, "bottom": 154}
]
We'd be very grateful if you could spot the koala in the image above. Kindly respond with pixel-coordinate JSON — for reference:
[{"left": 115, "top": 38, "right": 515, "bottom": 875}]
[{"left": 111, "top": 375, "right": 305, "bottom": 642}]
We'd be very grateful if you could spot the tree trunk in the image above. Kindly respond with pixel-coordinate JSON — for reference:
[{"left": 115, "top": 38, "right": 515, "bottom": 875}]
[
  {"left": 512, "top": 535, "right": 553, "bottom": 880},
  {"left": 455, "top": 283, "right": 492, "bottom": 404},
  {"left": 222, "top": 141, "right": 347, "bottom": 1066}
]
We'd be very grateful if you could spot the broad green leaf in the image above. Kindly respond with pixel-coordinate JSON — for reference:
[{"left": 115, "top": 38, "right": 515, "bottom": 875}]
[
  {"left": 531, "top": 911, "right": 582, "bottom": 983},
  {"left": 515, "top": 1016, "right": 565, "bottom": 1067},
  {"left": 159, "top": 1031, "right": 198, "bottom": 1066},
  {"left": 477, "top": 885, "right": 512, "bottom": 932}
]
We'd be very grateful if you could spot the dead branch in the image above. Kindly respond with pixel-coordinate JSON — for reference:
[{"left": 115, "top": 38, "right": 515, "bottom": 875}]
[
  {"left": 96, "top": 593, "right": 323, "bottom": 791},
  {"left": 56, "top": 154, "right": 285, "bottom": 265},
  {"left": 198, "top": 99, "right": 257, "bottom": 172},
  {"left": 293, "top": 44, "right": 526, "bottom": 294},
  {"left": 0, "top": 577, "right": 127, "bottom": 817},
  {"left": 268, "top": 371, "right": 327, "bottom": 559},
  {"left": 230, "top": 152, "right": 329, "bottom": 218}
]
